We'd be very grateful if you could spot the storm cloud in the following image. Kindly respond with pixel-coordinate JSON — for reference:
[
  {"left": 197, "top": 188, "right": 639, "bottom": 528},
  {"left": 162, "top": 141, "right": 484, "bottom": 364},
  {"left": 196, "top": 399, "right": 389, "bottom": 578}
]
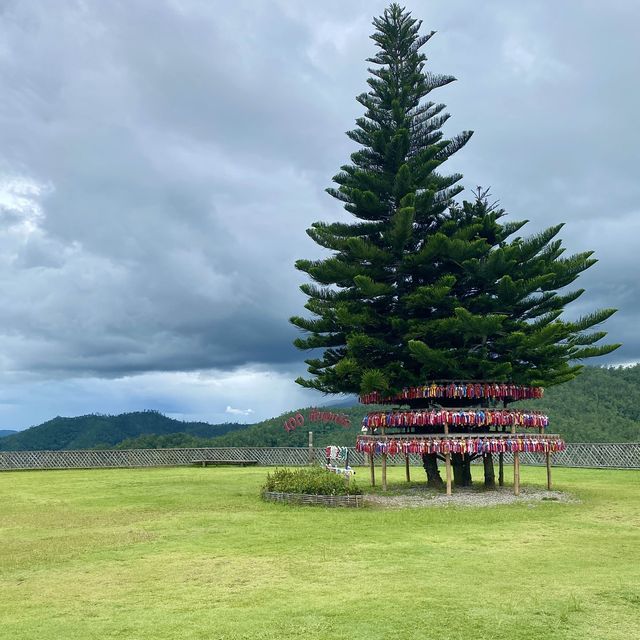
[{"left": 0, "top": 0, "right": 637, "bottom": 428}]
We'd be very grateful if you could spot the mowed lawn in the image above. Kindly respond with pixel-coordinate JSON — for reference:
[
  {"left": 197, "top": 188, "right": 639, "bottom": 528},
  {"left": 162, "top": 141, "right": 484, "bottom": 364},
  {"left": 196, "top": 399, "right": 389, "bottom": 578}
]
[{"left": 1, "top": 465, "right": 639, "bottom": 640}]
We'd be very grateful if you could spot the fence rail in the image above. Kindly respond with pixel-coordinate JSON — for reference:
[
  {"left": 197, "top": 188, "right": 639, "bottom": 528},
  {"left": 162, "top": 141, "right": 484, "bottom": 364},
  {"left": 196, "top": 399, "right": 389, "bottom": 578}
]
[{"left": 1, "top": 443, "right": 639, "bottom": 471}]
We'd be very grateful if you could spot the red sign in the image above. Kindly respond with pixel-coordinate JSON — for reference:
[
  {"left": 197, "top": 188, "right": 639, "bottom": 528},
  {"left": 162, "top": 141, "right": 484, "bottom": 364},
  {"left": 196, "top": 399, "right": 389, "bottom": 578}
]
[
  {"left": 283, "top": 409, "right": 351, "bottom": 432},
  {"left": 283, "top": 413, "right": 305, "bottom": 433}
]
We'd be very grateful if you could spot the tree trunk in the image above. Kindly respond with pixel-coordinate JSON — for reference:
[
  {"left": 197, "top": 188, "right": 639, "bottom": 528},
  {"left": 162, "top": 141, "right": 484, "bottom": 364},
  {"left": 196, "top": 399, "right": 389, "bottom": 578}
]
[
  {"left": 451, "top": 453, "right": 473, "bottom": 487},
  {"left": 421, "top": 453, "right": 444, "bottom": 488},
  {"left": 483, "top": 453, "right": 496, "bottom": 489}
]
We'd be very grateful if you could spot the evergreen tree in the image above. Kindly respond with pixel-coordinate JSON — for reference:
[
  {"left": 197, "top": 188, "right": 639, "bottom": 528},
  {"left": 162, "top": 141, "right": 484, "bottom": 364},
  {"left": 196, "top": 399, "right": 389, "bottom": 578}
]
[{"left": 291, "top": 4, "right": 619, "bottom": 400}]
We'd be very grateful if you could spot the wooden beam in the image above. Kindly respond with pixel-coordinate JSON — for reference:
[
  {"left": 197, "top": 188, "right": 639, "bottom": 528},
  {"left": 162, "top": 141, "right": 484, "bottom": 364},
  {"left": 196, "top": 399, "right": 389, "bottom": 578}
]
[
  {"left": 405, "top": 454, "right": 411, "bottom": 483},
  {"left": 540, "top": 426, "right": 552, "bottom": 490}
]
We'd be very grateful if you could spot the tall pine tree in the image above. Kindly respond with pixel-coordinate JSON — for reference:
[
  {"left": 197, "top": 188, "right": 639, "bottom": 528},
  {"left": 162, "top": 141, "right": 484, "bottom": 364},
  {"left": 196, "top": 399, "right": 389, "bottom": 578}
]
[{"left": 291, "top": 4, "right": 619, "bottom": 401}]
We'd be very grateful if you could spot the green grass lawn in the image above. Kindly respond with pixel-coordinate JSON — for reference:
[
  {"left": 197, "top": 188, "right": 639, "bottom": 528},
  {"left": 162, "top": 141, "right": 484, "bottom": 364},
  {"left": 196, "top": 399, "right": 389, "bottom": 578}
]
[{"left": 1, "top": 465, "right": 638, "bottom": 640}]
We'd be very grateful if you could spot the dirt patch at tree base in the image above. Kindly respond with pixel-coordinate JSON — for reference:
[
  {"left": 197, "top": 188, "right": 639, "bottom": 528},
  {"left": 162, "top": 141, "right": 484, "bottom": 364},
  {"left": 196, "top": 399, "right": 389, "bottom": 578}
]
[{"left": 364, "top": 485, "right": 578, "bottom": 509}]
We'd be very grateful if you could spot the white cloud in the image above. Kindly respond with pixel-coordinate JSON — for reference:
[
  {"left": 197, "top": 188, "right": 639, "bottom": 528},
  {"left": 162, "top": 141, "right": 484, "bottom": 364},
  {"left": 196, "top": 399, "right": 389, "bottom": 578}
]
[
  {"left": 0, "top": 364, "right": 325, "bottom": 430},
  {"left": 226, "top": 406, "right": 254, "bottom": 417}
]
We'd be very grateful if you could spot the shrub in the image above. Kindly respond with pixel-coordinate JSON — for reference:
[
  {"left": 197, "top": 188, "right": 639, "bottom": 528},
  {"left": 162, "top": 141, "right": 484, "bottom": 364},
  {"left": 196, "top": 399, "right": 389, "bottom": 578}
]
[{"left": 262, "top": 467, "right": 362, "bottom": 496}]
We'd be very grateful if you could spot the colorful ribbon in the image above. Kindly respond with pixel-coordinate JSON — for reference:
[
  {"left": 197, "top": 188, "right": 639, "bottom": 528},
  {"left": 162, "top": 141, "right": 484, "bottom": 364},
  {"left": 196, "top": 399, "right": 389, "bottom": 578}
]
[
  {"left": 362, "top": 409, "right": 549, "bottom": 430},
  {"left": 356, "top": 435, "right": 564, "bottom": 456},
  {"left": 360, "top": 382, "right": 544, "bottom": 405}
]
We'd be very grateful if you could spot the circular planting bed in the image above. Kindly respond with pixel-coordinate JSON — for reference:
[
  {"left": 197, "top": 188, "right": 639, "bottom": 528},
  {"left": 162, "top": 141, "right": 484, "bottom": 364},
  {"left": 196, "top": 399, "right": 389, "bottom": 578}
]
[{"left": 262, "top": 491, "right": 363, "bottom": 508}]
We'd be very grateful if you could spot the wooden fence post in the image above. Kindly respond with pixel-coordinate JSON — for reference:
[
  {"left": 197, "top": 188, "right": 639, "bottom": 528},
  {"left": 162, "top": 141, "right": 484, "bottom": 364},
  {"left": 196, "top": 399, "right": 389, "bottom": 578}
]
[
  {"left": 540, "top": 426, "right": 552, "bottom": 490},
  {"left": 308, "top": 431, "right": 314, "bottom": 466}
]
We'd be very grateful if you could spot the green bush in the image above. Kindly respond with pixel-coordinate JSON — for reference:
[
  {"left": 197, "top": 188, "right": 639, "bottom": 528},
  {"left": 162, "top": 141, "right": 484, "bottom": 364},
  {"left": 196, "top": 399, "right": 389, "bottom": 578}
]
[{"left": 262, "top": 467, "right": 362, "bottom": 496}]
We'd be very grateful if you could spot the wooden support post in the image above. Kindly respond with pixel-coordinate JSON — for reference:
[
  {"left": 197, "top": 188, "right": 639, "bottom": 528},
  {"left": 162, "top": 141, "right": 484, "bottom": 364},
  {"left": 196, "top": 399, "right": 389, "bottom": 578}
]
[
  {"left": 382, "top": 453, "right": 388, "bottom": 491},
  {"left": 405, "top": 454, "right": 411, "bottom": 483},
  {"left": 369, "top": 451, "right": 375, "bottom": 487},
  {"left": 513, "top": 425, "right": 520, "bottom": 496},
  {"left": 308, "top": 431, "right": 314, "bottom": 466},
  {"left": 498, "top": 452, "right": 504, "bottom": 487},
  {"left": 541, "top": 426, "right": 551, "bottom": 490},
  {"left": 381, "top": 427, "right": 387, "bottom": 491},
  {"left": 444, "top": 423, "right": 452, "bottom": 496}
]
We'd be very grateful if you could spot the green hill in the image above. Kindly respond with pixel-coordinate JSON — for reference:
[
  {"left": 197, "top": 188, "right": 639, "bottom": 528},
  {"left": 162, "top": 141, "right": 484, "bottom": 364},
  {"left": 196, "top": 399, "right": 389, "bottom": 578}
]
[
  {"left": 0, "top": 430, "right": 17, "bottom": 438},
  {"left": 112, "top": 405, "right": 370, "bottom": 450},
  {"left": 0, "top": 411, "right": 245, "bottom": 451}
]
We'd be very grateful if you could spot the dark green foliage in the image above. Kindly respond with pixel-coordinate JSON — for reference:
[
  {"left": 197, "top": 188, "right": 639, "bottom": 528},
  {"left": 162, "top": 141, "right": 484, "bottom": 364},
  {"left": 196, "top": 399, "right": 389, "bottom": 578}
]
[
  {"left": 291, "top": 4, "right": 618, "bottom": 395},
  {"left": 0, "top": 410, "right": 244, "bottom": 451},
  {"left": 0, "top": 430, "right": 16, "bottom": 438},
  {"left": 112, "top": 432, "right": 218, "bottom": 450},
  {"left": 262, "top": 467, "right": 361, "bottom": 496}
]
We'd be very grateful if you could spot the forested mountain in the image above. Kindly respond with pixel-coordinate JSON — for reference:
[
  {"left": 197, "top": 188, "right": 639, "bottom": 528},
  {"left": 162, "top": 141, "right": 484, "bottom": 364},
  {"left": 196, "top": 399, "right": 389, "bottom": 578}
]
[
  {"left": 1, "top": 366, "right": 638, "bottom": 451},
  {"left": 0, "top": 430, "right": 16, "bottom": 438},
  {"left": 0, "top": 411, "right": 244, "bottom": 451}
]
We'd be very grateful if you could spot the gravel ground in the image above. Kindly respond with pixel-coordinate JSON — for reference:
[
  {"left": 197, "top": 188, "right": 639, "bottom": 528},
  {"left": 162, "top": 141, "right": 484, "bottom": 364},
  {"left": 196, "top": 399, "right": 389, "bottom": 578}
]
[{"left": 364, "top": 485, "right": 578, "bottom": 509}]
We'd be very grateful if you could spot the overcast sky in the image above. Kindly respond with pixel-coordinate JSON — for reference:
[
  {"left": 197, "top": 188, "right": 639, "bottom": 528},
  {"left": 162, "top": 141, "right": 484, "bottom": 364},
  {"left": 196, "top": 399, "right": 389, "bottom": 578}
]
[{"left": 0, "top": 0, "right": 638, "bottom": 430}]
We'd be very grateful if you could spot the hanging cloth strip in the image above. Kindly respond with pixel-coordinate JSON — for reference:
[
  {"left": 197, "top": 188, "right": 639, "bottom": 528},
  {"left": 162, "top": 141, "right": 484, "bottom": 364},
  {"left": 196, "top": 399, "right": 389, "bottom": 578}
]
[
  {"left": 355, "top": 435, "right": 565, "bottom": 456},
  {"left": 362, "top": 409, "right": 549, "bottom": 430},
  {"left": 325, "top": 445, "right": 339, "bottom": 460},
  {"left": 325, "top": 446, "right": 349, "bottom": 461},
  {"left": 359, "top": 382, "right": 544, "bottom": 405}
]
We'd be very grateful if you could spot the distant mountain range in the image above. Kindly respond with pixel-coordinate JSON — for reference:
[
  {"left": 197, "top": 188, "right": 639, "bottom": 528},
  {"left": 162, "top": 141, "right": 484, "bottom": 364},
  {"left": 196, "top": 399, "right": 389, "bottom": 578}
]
[
  {"left": 0, "top": 430, "right": 17, "bottom": 438},
  {"left": 0, "top": 410, "right": 245, "bottom": 451},
  {"left": 0, "top": 366, "right": 638, "bottom": 452}
]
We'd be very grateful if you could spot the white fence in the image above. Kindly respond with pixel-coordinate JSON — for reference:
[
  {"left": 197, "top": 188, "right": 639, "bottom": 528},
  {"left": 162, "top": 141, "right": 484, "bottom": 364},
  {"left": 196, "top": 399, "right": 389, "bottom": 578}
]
[{"left": 1, "top": 443, "right": 639, "bottom": 471}]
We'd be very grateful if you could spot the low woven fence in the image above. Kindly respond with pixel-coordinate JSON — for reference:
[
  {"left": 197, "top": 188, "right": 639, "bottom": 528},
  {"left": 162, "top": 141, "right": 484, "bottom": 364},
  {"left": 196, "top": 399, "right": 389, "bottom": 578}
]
[
  {"left": 262, "top": 491, "right": 363, "bottom": 507},
  {"left": 0, "top": 443, "right": 639, "bottom": 471},
  {"left": 0, "top": 447, "right": 311, "bottom": 471}
]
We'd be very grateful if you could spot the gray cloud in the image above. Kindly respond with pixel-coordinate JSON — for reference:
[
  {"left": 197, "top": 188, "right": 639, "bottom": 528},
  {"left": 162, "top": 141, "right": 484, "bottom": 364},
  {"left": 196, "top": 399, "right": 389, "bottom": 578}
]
[{"left": 0, "top": 0, "right": 637, "bottom": 427}]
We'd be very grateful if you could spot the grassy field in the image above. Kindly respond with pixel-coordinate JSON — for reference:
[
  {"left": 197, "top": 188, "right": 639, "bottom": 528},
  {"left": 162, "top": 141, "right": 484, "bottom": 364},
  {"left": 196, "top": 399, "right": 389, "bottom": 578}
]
[{"left": 1, "top": 465, "right": 639, "bottom": 640}]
